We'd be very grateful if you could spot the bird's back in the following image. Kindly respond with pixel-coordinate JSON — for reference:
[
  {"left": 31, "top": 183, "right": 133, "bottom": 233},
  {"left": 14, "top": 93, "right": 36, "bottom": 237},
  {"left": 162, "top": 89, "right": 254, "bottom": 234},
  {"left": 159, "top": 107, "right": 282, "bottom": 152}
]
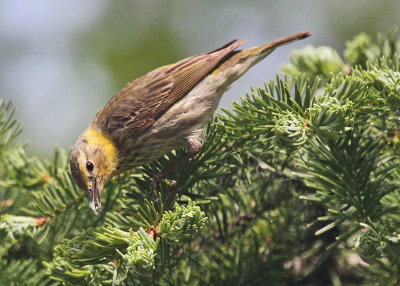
[{"left": 91, "top": 32, "right": 311, "bottom": 171}]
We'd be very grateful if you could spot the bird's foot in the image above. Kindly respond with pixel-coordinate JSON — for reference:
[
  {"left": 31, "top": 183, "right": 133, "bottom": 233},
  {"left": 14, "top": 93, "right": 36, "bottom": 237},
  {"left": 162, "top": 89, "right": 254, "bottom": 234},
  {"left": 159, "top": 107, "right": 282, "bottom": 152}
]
[{"left": 150, "top": 173, "right": 177, "bottom": 201}]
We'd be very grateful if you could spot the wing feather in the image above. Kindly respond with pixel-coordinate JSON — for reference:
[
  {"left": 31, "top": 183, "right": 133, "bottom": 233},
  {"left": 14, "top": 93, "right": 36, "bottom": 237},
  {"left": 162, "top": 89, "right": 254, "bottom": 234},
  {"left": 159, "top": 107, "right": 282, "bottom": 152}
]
[{"left": 94, "top": 39, "right": 245, "bottom": 138}]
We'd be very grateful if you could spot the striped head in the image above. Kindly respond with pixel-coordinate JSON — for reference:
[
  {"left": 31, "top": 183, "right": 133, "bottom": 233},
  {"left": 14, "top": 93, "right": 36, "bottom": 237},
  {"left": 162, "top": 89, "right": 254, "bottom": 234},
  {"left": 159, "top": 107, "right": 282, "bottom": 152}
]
[{"left": 69, "top": 128, "right": 118, "bottom": 213}]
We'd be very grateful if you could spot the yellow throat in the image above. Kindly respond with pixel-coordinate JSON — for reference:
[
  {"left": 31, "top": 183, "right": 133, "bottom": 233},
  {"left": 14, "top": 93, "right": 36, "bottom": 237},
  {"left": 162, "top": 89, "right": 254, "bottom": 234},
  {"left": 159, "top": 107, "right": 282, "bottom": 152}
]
[{"left": 84, "top": 127, "right": 118, "bottom": 176}]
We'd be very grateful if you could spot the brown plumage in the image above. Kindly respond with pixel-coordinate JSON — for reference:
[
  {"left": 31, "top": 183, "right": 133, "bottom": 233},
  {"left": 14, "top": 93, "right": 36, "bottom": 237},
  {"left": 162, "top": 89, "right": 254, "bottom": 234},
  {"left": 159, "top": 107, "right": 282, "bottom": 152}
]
[{"left": 70, "top": 32, "right": 311, "bottom": 212}]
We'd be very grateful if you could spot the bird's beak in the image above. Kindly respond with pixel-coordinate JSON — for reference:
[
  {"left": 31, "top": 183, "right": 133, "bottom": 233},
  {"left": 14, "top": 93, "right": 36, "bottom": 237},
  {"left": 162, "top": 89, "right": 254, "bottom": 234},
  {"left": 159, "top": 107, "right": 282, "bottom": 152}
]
[{"left": 88, "top": 179, "right": 101, "bottom": 213}]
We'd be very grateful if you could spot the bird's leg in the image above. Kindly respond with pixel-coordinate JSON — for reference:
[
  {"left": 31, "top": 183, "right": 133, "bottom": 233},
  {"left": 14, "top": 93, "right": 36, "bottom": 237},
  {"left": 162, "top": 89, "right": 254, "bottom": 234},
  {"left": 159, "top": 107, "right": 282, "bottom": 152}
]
[{"left": 151, "top": 138, "right": 202, "bottom": 195}]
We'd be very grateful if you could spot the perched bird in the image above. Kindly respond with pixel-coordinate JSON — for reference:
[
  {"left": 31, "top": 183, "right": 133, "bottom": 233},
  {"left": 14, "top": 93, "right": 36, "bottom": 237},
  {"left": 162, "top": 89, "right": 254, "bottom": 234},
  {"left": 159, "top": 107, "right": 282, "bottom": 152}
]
[{"left": 70, "top": 31, "right": 311, "bottom": 212}]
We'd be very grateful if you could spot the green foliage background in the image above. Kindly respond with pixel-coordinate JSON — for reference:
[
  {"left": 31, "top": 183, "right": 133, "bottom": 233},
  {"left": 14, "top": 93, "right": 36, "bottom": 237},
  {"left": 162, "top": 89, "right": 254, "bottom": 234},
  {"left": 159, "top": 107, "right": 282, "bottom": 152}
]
[{"left": 1, "top": 31, "right": 400, "bottom": 285}]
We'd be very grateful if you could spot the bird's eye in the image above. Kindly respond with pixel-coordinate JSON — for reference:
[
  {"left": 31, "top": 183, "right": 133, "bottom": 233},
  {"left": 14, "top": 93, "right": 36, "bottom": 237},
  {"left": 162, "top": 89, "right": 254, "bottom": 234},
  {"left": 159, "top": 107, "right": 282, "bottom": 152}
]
[{"left": 86, "top": 161, "right": 94, "bottom": 172}]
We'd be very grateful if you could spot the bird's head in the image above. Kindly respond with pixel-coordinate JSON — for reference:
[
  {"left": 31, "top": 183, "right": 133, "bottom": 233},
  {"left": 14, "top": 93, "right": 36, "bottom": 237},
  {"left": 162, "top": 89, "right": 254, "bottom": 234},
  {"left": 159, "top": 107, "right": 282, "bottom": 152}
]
[{"left": 70, "top": 128, "right": 117, "bottom": 213}]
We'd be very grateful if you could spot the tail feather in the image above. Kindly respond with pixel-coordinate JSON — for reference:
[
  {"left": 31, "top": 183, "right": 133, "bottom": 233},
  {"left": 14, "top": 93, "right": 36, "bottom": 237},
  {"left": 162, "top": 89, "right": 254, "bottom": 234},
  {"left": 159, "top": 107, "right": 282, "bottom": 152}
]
[
  {"left": 246, "top": 31, "right": 312, "bottom": 57},
  {"left": 261, "top": 31, "right": 311, "bottom": 51},
  {"left": 212, "top": 31, "right": 311, "bottom": 87}
]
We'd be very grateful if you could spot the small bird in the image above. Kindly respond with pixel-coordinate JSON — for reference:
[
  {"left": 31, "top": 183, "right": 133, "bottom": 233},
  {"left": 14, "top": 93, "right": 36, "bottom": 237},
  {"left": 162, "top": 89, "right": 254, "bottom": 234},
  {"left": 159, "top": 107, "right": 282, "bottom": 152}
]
[{"left": 70, "top": 32, "right": 311, "bottom": 212}]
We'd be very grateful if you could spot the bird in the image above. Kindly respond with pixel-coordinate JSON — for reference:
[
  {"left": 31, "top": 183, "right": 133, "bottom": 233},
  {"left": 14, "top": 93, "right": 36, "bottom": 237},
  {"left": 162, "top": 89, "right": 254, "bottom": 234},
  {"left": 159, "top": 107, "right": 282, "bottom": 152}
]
[{"left": 70, "top": 31, "right": 311, "bottom": 212}]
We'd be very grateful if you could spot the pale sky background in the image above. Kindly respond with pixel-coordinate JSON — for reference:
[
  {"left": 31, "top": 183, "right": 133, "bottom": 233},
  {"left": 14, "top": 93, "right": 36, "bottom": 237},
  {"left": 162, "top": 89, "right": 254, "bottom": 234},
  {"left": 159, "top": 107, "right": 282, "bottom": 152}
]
[{"left": 1, "top": 0, "right": 399, "bottom": 156}]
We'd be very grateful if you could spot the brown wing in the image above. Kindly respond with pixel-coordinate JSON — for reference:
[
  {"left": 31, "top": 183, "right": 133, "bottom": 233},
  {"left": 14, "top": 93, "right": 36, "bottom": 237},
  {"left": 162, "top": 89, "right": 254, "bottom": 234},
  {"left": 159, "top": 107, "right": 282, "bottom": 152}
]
[{"left": 94, "top": 39, "right": 245, "bottom": 137}]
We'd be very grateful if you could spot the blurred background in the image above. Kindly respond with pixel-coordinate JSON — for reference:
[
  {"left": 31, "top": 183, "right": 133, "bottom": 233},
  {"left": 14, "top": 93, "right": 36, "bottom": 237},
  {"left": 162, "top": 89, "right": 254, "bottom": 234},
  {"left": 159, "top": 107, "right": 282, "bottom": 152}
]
[{"left": 1, "top": 0, "right": 399, "bottom": 157}]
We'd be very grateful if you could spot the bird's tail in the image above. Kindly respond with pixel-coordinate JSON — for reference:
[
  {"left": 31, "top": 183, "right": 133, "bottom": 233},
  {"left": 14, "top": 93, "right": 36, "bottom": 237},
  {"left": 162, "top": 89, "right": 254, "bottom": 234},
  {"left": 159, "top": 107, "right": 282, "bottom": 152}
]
[
  {"left": 240, "top": 31, "right": 311, "bottom": 62},
  {"left": 253, "top": 31, "right": 311, "bottom": 55},
  {"left": 214, "top": 31, "right": 311, "bottom": 87}
]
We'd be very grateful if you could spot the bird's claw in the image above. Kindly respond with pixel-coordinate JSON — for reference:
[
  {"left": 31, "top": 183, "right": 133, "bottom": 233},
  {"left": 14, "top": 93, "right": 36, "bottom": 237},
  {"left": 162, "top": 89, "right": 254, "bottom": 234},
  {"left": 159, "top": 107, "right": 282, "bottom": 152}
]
[{"left": 150, "top": 173, "right": 177, "bottom": 201}]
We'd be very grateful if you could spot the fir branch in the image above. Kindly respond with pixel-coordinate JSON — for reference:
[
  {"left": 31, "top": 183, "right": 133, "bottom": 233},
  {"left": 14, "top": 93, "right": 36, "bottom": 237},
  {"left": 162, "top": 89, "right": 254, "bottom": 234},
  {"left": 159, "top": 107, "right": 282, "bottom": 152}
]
[
  {"left": 0, "top": 259, "right": 53, "bottom": 286},
  {"left": 0, "top": 100, "right": 22, "bottom": 151},
  {"left": 281, "top": 46, "right": 346, "bottom": 83},
  {"left": 3, "top": 30, "right": 400, "bottom": 284}
]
